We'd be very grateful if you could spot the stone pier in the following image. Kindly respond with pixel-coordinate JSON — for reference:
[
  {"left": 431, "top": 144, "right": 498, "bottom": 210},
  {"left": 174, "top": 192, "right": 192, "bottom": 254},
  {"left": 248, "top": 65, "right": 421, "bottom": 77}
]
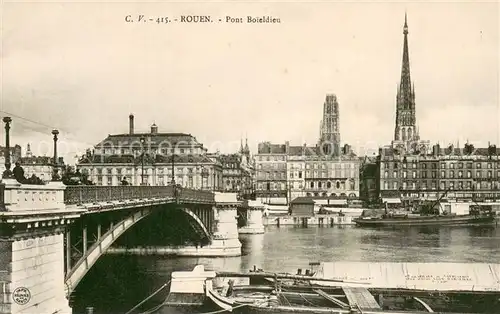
[
  {"left": 107, "top": 192, "right": 243, "bottom": 257},
  {"left": 175, "top": 192, "right": 241, "bottom": 256},
  {"left": 0, "top": 179, "right": 84, "bottom": 314},
  {"left": 238, "top": 200, "right": 265, "bottom": 234}
]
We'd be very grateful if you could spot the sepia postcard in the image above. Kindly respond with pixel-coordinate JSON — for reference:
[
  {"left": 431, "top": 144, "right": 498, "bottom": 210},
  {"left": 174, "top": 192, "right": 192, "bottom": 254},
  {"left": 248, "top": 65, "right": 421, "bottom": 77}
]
[{"left": 0, "top": 1, "right": 499, "bottom": 314}]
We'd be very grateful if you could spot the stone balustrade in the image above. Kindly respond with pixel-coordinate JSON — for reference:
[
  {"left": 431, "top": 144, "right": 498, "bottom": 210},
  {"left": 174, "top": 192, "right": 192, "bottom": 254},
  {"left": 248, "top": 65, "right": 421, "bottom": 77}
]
[{"left": 1, "top": 179, "right": 66, "bottom": 212}]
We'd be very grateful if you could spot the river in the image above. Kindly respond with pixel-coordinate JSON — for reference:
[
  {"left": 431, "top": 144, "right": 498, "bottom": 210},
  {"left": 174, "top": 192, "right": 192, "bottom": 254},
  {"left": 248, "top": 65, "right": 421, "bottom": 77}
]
[{"left": 71, "top": 225, "right": 500, "bottom": 314}]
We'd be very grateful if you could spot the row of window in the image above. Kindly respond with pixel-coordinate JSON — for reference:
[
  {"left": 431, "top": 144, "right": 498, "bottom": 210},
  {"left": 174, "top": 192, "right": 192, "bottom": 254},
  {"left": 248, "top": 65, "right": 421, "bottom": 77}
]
[
  {"left": 255, "top": 155, "right": 286, "bottom": 162},
  {"left": 223, "top": 169, "right": 242, "bottom": 175},
  {"left": 383, "top": 161, "right": 500, "bottom": 170},
  {"left": 382, "top": 180, "right": 499, "bottom": 190},
  {"left": 255, "top": 180, "right": 357, "bottom": 191},
  {"left": 256, "top": 172, "right": 287, "bottom": 180},
  {"left": 305, "top": 192, "right": 357, "bottom": 198},
  {"left": 384, "top": 170, "right": 500, "bottom": 179},
  {"left": 257, "top": 163, "right": 287, "bottom": 170},
  {"left": 94, "top": 175, "right": 215, "bottom": 187},
  {"left": 307, "top": 179, "right": 356, "bottom": 190},
  {"left": 257, "top": 170, "right": 359, "bottom": 180},
  {"left": 98, "top": 147, "right": 203, "bottom": 155},
  {"left": 257, "top": 163, "right": 358, "bottom": 170},
  {"left": 84, "top": 166, "right": 216, "bottom": 175},
  {"left": 257, "top": 182, "right": 287, "bottom": 191}
]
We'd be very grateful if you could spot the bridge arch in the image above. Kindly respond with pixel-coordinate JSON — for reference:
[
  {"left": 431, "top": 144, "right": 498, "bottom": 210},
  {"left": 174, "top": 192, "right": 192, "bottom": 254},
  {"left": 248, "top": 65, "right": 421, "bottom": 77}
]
[{"left": 65, "top": 204, "right": 212, "bottom": 296}]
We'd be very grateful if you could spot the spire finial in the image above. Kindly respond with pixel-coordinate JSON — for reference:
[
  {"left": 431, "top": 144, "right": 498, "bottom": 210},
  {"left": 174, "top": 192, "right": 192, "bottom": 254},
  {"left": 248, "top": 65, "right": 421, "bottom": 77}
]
[{"left": 404, "top": 12, "right": 408, "bottom": 35}]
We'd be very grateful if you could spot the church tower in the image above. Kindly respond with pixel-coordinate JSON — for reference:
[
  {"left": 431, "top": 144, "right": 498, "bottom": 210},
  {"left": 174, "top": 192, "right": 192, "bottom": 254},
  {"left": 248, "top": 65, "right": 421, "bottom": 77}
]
[
  {"left": 319, "top": 94, "right": 341, "bottom": 155},
  {"left": 393, "top": 13, "right": 419, "bottom": 144}
]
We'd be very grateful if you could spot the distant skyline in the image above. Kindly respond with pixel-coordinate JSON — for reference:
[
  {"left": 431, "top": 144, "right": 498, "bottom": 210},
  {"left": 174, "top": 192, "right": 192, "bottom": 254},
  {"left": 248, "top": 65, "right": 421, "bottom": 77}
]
[{"left": 1, "top": 1, "right": 498, "bottom": 163}]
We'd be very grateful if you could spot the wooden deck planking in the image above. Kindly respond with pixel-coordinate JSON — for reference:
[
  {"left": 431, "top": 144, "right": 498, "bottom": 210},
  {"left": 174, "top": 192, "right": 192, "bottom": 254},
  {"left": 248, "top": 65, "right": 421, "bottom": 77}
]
[
  {"left": 342, "top": 287, "right": 381, "bottom": 310},
  {"left": 164, "top": 292, "right": 205, "bottom": 306},
  {"left": 313, "top": 289, "right": 349, "bottom": 309}
]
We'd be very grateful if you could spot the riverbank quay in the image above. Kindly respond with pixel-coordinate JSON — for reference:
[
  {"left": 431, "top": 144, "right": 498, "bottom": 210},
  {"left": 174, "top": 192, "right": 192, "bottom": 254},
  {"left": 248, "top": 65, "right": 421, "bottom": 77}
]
[{"left": 263, "top": 213, "right": 357, "bottom": 226}]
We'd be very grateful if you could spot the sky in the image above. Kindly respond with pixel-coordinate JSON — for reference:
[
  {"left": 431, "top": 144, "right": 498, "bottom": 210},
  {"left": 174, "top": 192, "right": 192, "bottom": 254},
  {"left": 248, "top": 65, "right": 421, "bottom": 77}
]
[{"left": 1, "top": 0, "right": 499, "bottom": 164}]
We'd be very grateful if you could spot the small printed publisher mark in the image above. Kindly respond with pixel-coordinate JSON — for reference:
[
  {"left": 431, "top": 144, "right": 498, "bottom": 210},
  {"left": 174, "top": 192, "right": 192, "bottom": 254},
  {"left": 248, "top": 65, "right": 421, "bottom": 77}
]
[{"left": 12, "top": 287, "right": 31, "bottom": 305}]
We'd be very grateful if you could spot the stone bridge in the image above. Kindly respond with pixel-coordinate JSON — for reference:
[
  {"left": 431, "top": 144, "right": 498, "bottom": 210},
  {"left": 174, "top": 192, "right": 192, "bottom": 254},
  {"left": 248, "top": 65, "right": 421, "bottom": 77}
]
[{"left": 0, "top": 179, "right": 264, "bottom": 314}]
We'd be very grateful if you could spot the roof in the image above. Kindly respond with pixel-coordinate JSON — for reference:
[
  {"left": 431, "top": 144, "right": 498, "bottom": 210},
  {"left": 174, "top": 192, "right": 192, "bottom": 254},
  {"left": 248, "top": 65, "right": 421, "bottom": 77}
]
[
  {"left": 219, "top": 154, "right": 241, "bottom": 163},
  {"left": 290, "top": 197, "right": 315, "bottom": 205},
  {"left": 94, "top": 132, "right": 201, "bottom": 148},
  {"left": 380, "top": 144, "right": 500, "bottom": 159},
  {"left": 78, "top": 153, "right": 214, "bottom": 165},
  {"left": 257, "top": 142, "right": 356, "bottom": 158},
  {"left": 287, "top": 146, "right": 320, "bottom": 156},
  {"left": 257, "top": 142, "right": 287, "bottom": 154}
]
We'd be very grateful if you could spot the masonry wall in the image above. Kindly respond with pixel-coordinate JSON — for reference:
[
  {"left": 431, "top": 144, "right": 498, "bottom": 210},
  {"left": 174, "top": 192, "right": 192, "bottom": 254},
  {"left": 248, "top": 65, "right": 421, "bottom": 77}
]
[
  {"left": 0, "top": 241, "right": 13, "bottom": 314},
  {"left": 9, "top": 233, "right": 71, "bottom": 314}
]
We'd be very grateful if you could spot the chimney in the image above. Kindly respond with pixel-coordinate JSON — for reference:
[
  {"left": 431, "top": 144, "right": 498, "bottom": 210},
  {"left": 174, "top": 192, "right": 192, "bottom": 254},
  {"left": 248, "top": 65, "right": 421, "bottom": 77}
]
[
  {"left": 432, "top": 144, "right": 440, "bottom": 156},
  {"left": 151, "top": 123, "right": 158, "bottom": 134},
  {"left": 129, "top": 114, "right": 134, "bottom": 134}
]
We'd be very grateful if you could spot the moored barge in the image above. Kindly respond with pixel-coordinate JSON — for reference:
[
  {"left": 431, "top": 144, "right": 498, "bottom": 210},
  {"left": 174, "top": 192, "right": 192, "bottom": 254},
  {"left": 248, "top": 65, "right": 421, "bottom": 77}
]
[{"left": 160, "top": 262, "right": 500, "bottom": 313}]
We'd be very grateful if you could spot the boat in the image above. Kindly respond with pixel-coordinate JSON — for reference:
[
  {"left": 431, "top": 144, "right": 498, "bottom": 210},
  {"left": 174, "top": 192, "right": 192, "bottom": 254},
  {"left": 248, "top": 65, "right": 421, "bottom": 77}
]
[
  {"left": 354, "top": 189, "right": 497, "bottom": 227},
  {"left": 353, "top": 211, "right": 496, "bottom": 227},
  {"left": 162, "top": 263, "right": 500, "bottom": 313}
]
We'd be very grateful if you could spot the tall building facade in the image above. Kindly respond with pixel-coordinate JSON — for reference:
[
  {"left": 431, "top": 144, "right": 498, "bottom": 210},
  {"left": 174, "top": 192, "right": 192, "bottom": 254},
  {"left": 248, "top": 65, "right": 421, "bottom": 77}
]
[
  {"left": 77, "top": 114, "right": 223, "bottom": 188},
  {"left": 254, "top": 91, "right": 360, "bottom": 204},
  {"left": 319, "top": 94, "right": 341, "bottom": 156},
  {"left": 379, "top": 144, "right": 500, "bottom": 203},
  {"left": 219, "top": 153, "right": 252, "bottom": 194},
  {"left": 254, "top": 142, "right": 360, "bottom": 204},
  {"left": 254, "top": 142, "right": 288, "bottom": 204},
  {"left": 377, "top": 15, "right": 500, "bottom": 204}
]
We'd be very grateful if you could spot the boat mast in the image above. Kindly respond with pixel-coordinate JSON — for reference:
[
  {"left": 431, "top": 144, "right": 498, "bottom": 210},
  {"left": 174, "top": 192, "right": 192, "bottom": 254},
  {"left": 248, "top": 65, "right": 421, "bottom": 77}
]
[{"left": 430, "top": 187, "right": 452, "bottom": 215}]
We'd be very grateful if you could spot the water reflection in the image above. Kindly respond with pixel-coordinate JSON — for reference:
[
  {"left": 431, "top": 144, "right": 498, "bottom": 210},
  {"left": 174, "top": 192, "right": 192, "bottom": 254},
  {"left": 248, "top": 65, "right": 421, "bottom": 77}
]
[
  {"left": 73, "top": 225, "right": 500, "bottom": 314},
  {"left": 240, "top": 233, "right": 265, "bottom": 270}
]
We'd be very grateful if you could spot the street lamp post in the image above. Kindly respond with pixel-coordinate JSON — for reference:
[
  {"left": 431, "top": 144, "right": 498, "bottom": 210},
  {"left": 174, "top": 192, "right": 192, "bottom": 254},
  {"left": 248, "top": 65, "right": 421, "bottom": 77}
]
[
  {"left": 170, "top": 153, "right": 175, "bottom": 185},
  {"left": 140, "top": 137, "right": 145, "bottom": 185},
  {"left": 52, "top": 129, "right": 60, "bottom": 181},
  {"left": 2, "top": 117, "right": 13, "bottom": 179}
]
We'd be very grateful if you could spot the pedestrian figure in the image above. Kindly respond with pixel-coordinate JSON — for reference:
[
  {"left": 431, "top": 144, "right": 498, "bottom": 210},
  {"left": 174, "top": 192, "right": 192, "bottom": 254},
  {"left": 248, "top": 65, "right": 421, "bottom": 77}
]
[
  {"left": 13, "top": 162, "right": 26, "bottom": 183},
  {"left": 121, "top": 177, "right": 128, "bottom": 185}
]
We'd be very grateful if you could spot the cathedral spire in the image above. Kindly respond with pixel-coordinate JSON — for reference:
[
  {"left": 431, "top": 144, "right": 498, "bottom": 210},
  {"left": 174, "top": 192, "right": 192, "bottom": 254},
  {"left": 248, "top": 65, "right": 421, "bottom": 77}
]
[
  {"left": 400, "top": 12, "right": 411, "bottom": 99},
  {"left": 393, "top": 13, "right": 417, "bottom": 143},
  {"left": 244, "top": 135, "right": 249, "bottom": 153}
]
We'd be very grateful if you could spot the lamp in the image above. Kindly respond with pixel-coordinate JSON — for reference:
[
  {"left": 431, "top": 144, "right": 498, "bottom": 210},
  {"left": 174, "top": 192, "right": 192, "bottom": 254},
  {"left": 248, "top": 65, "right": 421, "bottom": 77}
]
[
  {"left": 52, "top": 129, "right": 60, "bottom": 181},
  {"left": 2, "top": 117, "right": 13, "bottom": 179}
]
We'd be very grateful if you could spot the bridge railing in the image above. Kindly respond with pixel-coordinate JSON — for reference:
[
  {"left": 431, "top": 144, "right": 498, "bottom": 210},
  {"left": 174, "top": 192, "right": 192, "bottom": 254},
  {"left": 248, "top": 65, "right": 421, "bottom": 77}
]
[{"left": 64, "top": 185, "right": 215, "bottom": 205}]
